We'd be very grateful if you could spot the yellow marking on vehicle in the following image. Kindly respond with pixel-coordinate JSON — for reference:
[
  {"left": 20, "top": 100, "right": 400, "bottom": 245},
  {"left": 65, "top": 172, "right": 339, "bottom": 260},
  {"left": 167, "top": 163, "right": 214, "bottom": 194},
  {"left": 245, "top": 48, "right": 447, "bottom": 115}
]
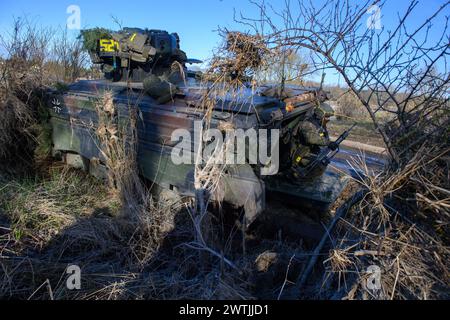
[
  {"left": 130, "top": 33, "right": 137, "bottom": 42},
  {"left": 99, "top": 39, "right": 119, "bottom": 52}
]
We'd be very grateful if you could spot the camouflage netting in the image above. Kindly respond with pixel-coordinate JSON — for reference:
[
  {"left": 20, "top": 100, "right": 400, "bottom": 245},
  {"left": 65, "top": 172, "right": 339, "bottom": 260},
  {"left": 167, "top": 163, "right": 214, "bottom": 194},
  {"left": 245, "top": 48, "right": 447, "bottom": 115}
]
[
  {"left": 79, "top": 27, "right": 112, "bottom": 62},
  {"left": 206, "top": 31, "right": 273, "bottom": 83}
]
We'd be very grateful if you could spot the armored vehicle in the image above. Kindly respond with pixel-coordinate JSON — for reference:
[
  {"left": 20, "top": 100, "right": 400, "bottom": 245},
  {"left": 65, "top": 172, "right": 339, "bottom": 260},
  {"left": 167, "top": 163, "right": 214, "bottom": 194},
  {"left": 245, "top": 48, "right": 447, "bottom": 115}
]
[{"left": 47, "top": 28, "right": 349, "bottom": 224}]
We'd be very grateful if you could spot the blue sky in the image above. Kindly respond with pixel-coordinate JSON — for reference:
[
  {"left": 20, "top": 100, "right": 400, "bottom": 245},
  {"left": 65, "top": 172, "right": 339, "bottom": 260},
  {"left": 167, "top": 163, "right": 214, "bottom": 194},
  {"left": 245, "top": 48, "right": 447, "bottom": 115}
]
[
  {"left": 0, "top": 0, "right": 252, "bottom": 61},
  {"left": 0, "top": 0, "right": 448, "bottom": 84}
]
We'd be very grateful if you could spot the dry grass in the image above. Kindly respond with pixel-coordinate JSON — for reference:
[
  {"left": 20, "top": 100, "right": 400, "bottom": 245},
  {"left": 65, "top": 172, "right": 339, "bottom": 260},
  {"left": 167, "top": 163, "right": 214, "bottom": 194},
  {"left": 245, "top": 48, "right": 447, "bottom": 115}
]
[
  {"left": 318, "top": 141, "right": 449, "bottom": 300},
  {"left": 0, "top": 87, "right": 265, "bottom": 300},
  {"left": 0, "top": 163, "right": 259, "bottom": 299},
  {"left": 0, "top": 54, "right": 47, "bottom": 172},
  {"left": 1, "top": 17, "right": 447, "bottom": 301},
  {"left": 0, "top": 19, "right": 90, "bottom": 174},
  {"left": 93, "top": 90, "right": 145, "bottom": 209},
  {"left": 206, "top": 31, "right": 272, "bottom": 84}
]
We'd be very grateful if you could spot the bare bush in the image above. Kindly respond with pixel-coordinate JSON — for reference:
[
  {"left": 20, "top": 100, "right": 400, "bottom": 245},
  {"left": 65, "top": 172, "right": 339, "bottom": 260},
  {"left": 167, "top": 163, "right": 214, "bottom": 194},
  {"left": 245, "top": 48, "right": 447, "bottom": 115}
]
[
  {"left": 238, "top": 0, "right": 449, "bottom": 165},
  {"left": 257, "top": 49, "right": 310, "bottom": 85},
  {"left": 50, "top": 28, "right": 89, "bottom": 83},
  {"left": 331, "top": 88, "right": 369, "bottom": 121},
  {"left": 0, "top": 18, "right": 95, "bottom": 172},
  {"left": 236, "top": 0, "right": 449, "bottom": 299},
  {"left": 0, "top": 19, "right": 53, "bottom": 170},
  {"left": 319, "top": 144, "right": 449, "bottom": 299}
]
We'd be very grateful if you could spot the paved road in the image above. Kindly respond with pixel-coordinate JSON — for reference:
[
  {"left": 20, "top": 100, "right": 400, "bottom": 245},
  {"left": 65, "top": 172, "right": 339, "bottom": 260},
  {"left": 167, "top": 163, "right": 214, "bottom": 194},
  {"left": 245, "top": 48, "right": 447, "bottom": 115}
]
[{"left": 330, "top": 143, "right": 387, "bottom": 179}]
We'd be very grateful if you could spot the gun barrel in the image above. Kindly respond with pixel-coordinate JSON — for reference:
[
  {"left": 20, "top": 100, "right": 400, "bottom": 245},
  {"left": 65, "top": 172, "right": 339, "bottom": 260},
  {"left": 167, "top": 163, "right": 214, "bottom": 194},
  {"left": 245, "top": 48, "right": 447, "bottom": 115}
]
[
  {"left": 295, "top": 123, "right": 356, "bottom": 177},
  {"left": 334, "top": 123, "right": 356, "bottom": 145}
]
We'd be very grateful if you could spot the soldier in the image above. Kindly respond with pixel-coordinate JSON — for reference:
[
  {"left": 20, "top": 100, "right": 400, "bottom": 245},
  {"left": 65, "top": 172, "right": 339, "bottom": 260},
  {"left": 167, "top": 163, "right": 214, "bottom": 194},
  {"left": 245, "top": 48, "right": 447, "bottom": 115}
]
[
  {"left": 291, "top": 102, "right": 337, "bottom": 177},
  {"left": 143, "top": 61, "right": 186, "bottom": 103}
]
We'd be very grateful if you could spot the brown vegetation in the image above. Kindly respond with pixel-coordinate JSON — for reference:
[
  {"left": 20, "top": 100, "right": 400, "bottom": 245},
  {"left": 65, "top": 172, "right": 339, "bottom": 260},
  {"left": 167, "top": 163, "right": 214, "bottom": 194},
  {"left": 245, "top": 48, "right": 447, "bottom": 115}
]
[
  {"left": 0, "top": 0, "right": 449, "bottom": 300},
  {"left": 0, "top": 19, "right": 93, "bottom": 174},
  {"left": 235, "top": 0, "right": 449, "bottom": 299}
]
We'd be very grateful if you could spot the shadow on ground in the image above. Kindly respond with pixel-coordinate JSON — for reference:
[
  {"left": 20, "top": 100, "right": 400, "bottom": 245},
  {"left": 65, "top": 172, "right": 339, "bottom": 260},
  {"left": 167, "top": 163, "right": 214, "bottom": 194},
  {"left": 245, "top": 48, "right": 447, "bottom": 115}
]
[{"left": 0, "top": 190, "right": 328, "bottom": 299}]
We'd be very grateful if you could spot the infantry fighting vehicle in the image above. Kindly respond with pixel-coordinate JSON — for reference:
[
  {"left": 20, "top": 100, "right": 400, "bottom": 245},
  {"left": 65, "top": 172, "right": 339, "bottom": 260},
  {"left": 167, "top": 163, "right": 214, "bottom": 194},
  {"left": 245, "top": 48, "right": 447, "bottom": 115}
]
[{"left": 47, "top": 28, "right": 350, "bottom": 224}]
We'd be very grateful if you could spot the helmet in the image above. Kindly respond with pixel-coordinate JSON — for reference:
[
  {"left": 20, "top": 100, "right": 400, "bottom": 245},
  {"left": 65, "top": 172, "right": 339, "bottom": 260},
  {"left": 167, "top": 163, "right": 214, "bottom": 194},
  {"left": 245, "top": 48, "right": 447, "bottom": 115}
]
[{"left": 314, "top": 102, "right": 334, "bottom": 119}]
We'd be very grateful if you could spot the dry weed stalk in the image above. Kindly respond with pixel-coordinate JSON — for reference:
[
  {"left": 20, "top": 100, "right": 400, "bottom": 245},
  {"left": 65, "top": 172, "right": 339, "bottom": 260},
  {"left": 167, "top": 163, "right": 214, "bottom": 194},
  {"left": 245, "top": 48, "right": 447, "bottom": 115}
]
[
  {"left": 92, "top": 90, "right": 179, "bottom": 269},
  {"left": 184, "top": 30, "right": 275, "bottom": 271},
  {"left": 94, "top": 90, "right": 145, "bottom": 211},
  {"left": 321, "top": 142, "right": 449, "bottom": 300},
  {"left": 231, "top": 0, "right": 450, "bottom": 299}
]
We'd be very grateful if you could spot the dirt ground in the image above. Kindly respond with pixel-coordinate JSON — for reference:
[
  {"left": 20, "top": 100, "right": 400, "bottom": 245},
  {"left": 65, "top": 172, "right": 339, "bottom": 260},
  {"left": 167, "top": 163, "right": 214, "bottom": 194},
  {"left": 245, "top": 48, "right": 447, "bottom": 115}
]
[{"left": 327, "top": 119, "right": 386, "bottom": 148}]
